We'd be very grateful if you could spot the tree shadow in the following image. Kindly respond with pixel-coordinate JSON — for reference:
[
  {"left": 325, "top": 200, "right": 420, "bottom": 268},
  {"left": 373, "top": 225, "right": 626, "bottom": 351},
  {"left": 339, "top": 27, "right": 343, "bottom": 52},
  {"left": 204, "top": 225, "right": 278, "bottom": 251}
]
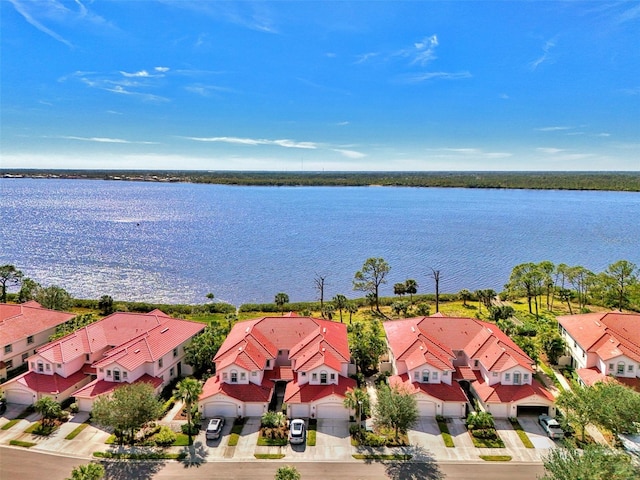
[
  {"left": 383, "top": 445, "right": 444, "bottom": 480},
  {"left": 179, "top": 440, "right": 209, "bottom": 467},
  {"left": 102, "top": 460, "right": 166, "bottom": 480}
]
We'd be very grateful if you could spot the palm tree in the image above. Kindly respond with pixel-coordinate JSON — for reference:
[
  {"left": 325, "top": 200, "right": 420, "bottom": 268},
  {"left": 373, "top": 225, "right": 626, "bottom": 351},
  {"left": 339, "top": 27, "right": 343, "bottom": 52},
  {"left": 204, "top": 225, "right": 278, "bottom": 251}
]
[
  {"left": 34, "top": 397, "right": 61, "bottom": 428},
  {"left": 343, "top": 387, "right": 370, "bottom": 428},
  {"left": 458, "top": 289, "right": 472, "bottom": 307},
  {"left": 174, "top": 377, "right": 203, "bottom": 445},
  {"left": 274, "top": 465, "right": 301, "bottom": 480},
  {"left": 274, "top": 292, "right": 289, "bottom": 315},
  {"left": 404, "top": 279, "right": 418, "bottom": 303},
  {"left": 67, "top": 463, "right": 105, "bottom": 480},
  {"left": 346, "top": 302, "right": 358, "bottom": 324},
  {"left": 332, "top": 294, "right": 348, "bottom": 322}
]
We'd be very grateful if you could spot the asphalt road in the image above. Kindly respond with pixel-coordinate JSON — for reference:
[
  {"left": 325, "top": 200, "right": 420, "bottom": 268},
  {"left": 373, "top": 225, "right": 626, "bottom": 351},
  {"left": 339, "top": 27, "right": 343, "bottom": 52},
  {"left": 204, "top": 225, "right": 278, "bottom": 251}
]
[{"left": 0, "top": 447, "right": 544, "bottom": 480}]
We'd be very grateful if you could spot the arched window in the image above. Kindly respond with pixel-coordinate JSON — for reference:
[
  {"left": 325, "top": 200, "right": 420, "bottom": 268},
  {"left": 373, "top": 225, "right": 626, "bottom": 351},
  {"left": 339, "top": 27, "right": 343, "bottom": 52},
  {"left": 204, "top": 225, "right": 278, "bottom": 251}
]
[
  {"left": 231, "top": 370, "right": 238, "bottom": 383},
  {"left": 320, "top": 371, "right": 328, "bottom": 384},
  {"left": 422, "top": 370, "right": 430, "bottom": 382}
]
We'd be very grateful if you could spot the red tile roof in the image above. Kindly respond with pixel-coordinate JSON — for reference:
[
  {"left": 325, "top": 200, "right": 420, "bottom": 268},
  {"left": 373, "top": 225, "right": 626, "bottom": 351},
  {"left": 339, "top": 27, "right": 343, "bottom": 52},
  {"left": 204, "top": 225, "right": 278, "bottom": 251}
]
[
  {"left": 558, "top": 312, "right": 640, "bottom": 363},
  {"left": 200, "top": 375, "right": 273, "bottom": 403},
  {"left": 73, "top": 374, "right": 163, "bottom": 399},
  {"left": 472, "top": 371, "right": 554, "bottom": 403},
  {"left": 453, "top": 366, "right": 477, "bottom": 381},
  {"left": 389, "top": 374, "right": 468, "bottom": 402},
  {"left": 214, "top": 316, "right": 350, "bottom": 375},
  {"left": 576, "top": 367, "right": 640, "bottom": 393},
  {"left": 384, "top": 315, "right": 533, "bottom": 374},
  {"left": 284, "top": 377, "right": 357, "bottom": 404},
  {"left": 263, "top": 366, "right": 294, "bottom": 381},
  {"left": 92, "top": 317, "right": 204, "bottom": 371},
  {"left": 9, "top": 370, "right": 87, "bottom": 395},
  {"left": 36, "top": 310, "right": 173, "bottom": 364},
  {"left": 0, "top": 302, "right": 75, "bottom": 346}
]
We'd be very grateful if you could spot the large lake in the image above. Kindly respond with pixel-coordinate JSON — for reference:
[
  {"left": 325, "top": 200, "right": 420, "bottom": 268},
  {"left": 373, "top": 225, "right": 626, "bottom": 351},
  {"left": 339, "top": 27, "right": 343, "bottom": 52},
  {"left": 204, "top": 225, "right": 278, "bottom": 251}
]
[{"left": 1, "top": 178, "right": 639, "bottom": 306}]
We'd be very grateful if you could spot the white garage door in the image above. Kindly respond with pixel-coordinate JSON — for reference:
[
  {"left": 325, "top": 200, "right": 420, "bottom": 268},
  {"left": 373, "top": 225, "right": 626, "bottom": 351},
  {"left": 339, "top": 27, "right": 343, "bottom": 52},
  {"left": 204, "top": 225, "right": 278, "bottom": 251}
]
[
  {"left": 204, "top": 402, "right": 237, "bottom": 418},
  {"left": 487, "top": 404, "right": 509, "bottom": 418},
  {"left": 443, "top": 402, "right": 465, "bottom": 417},
  {"left": 417, "top": 401, "right": 436, "bottom": 417},
  {"left": 245, "top": 403, "right": 266, "bottom": 417},
  {"left": 316, "top": 403, "right": 349, "bottom": 420},
  {"left": 290, "top": 404, "right": 310, "bottom": 418},
  {"left": 5, "top": 390, "right": 33, "bottom": 405}
]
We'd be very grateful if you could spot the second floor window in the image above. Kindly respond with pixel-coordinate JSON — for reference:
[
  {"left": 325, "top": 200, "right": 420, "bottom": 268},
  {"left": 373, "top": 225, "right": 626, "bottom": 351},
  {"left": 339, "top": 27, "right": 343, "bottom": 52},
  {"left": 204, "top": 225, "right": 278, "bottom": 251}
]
[
  {"left": 231, "top": 371, "right": 238, "bottom": 383},
  {"left": 320, "top": 372, "right": 327, "bottom": 384},
  {"left": 27, "top": 336, "right": 34, "bottom": 344},
  {"left": 173, "top": 348, "right": 178, "bottom": 358},
  {"left": 4, "top": 345, "right": 12, "bottom": 354},
  {"left": 158, "top": 358, "right": 163, "bottom": 368}
]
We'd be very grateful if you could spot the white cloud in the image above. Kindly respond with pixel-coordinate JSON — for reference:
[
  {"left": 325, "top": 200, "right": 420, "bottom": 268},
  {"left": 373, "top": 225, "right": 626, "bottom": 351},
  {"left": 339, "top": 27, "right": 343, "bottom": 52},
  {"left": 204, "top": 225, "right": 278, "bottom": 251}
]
[
  {"left": 535, "top": 126, "right": 573, "bottom": 132},
  {"left": 155, "top": 66, "right": 170, "bottom": 73},
  {"left": 412, "top": 34, "right": 439, "bottom": 66},
  {"left": 530, "top": 38, "right": 557, "bottom": 71},
  {"left": 402, "top": 71, "right": 472, "bottom": 83},
  {"left": 332, "top": 149, "right": 366, "bottom": 159},
  {"left": 9, "top": 0, "right": 73, "bottom": 48},
  {"left": 537, "top": 147, "right": 565, "bottom": 154},
  {"left": 55, "top": 135, "right": 158, "bottom": 144},
  {"left": 184, "top": 136, "right": 318, "bottom": 150}
]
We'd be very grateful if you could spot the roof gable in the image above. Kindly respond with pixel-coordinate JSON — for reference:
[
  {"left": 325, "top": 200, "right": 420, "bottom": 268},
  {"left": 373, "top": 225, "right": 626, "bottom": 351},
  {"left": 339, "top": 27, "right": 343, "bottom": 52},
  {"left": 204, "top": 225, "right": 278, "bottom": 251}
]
[{"left": 0, "top": 302, "right": 75, "bottom": 346}]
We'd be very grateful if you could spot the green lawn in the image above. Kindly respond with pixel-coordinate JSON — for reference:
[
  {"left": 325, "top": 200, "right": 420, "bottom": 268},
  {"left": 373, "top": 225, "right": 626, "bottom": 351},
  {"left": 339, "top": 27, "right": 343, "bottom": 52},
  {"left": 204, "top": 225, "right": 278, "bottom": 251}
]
[
  {"left": 307, "top": 422, "right": 317, "bottom": 446},
  {"left": 1, "top": 419, "right": 20, "bottom": 430},
  {"left": 353, "top": 454, "right": 412, "bottom": 461},
  {"left": 24, "top": 421, "right": 58, "bottom": 436},
  {"left": 468, "top": 430, "right": 505, "bottom": 448},
  {"left": 509, "top": 418, "right": 535, "bottom": 448},
  {"left": 480, "top": 455, "right": 512, "bottom": 461},
  {"left": 254, "top": 453, "right": 285, "bottom": 459},
  {"left": 437, "top": 420, "right": 455, "bottom": 447},
  {"left": 10, "top": 440, "right": 37, "bottom": 448},
  {"left": 65, "top": 422, "right": 89, "bottom": 440},
  {"left": 93, "top": 451, "right": 186, "bottom": 460}
]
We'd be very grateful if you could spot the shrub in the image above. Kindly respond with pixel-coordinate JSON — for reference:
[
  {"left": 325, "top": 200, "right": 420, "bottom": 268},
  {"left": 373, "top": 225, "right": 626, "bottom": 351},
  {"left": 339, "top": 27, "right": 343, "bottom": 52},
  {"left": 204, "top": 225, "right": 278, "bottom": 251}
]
[
  {"left": 181, "top": 423, "right": 199, "bottom": 436},
  {"left": 261, "top": 411, "right": 286, "bottom": 428},
  {"left": 473, "top": 428, "right": 499, "bottom": 439},
  {"left": 69, "top": 402, "right": 79, "bottom": 414},
  {"left": 153, "top": 426, "right": 177, "bottom": 446},
  {"left": 362, "top": 432, "right": 386, "bottom": 447}
]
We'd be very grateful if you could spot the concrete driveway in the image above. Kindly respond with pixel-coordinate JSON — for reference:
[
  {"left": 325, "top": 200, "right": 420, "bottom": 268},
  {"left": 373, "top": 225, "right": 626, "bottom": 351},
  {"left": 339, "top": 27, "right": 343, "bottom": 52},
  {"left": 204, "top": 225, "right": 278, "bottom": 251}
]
[
  {"left": 516, "top": 415, "right": 556, "bottom": 449},
  {"left": 302, "top": 418, "right": 351, "bottom": 461}
]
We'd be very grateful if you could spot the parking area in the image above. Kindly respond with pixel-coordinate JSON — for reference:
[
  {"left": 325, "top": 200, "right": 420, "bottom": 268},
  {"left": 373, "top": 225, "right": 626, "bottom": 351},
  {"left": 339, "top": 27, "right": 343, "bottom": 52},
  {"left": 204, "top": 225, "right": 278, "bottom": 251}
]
[{"left": 515, "top": 415, "right": 557, "bottom": 449}]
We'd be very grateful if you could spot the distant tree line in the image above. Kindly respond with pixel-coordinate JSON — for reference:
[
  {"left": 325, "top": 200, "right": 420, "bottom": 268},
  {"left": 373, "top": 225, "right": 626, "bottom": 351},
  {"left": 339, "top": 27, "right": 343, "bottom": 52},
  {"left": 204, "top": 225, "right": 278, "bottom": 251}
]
[{"left": 3, "top": 170, "right": 640, "bottom": 192}]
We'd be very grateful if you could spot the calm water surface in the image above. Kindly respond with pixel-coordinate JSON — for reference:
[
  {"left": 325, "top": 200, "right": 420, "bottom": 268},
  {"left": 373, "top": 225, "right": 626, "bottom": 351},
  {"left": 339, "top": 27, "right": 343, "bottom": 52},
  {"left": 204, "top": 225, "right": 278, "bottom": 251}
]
[{"left": 1, "top": 179, "right": 639, "bottom": 306}]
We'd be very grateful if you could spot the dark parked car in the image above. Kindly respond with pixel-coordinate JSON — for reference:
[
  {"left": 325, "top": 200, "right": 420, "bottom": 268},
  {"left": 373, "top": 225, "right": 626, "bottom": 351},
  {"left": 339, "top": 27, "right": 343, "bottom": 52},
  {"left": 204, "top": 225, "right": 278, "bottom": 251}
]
[{"left": 0, "top": 398, "right": 6, "bottom": 414}]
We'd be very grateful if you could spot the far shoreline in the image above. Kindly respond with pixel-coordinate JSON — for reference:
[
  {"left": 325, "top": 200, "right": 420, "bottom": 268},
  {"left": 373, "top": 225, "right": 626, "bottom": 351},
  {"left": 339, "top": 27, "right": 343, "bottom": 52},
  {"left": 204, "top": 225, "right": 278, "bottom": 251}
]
[{"left": 2, "top": 169, "right": 640, "bottom": 192}]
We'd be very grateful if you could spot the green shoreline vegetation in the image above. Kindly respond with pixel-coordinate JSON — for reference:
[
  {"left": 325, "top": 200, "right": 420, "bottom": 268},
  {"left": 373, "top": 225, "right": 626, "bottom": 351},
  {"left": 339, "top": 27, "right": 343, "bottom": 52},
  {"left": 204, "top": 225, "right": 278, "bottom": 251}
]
[{"left": 3, "top": 170, "right": 640, "bottom": 192}]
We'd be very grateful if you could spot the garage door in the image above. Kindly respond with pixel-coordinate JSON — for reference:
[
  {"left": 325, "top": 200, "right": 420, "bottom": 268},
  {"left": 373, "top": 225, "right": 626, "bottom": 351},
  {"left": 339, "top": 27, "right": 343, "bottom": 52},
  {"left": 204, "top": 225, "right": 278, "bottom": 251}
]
[
  {"left": 417, "top": 400, "right": 436, "bottom": 417},
  {"left": 443, "top": 402, "right": 465, "bottom": 417},
  {"left": 290, "top": 404, "right": 310, "bottom": 418},
  {"left": 5, "top": 390, "right": 33, "bottom": 405},
  {"left": 203, "top": 402, "right": 237, "bottom": 418},
  {"left": 316, "top": 403, "right": 349, "bottom": 420},
  {"left": 245, "top": 403, "right": 266, "bottom": 417},
  {"left": 487, "top": 404, "right": 509, "bottom": 418}
]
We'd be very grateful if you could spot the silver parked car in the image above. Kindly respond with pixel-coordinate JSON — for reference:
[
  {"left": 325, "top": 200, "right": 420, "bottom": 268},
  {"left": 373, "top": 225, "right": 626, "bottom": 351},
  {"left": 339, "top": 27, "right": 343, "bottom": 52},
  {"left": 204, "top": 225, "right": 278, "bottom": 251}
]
[
  {"left": 206, "top": 417, "right": 225, "bottom": 440},
  {"left": 539, "top": 415, "right": 564, "bottom": 439},
  {"left": 289, "top": 419, "right": 306, "bottom": 445}
]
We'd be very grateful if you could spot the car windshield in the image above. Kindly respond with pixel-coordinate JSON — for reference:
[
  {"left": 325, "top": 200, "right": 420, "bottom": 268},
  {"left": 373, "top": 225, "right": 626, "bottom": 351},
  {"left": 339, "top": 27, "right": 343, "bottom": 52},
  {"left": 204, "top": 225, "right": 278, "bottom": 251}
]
[
  {"left": 291, "top": 423, "right": 303, "bottom": 435},
  {"left": 209, "top": 420, "right": 221, "bottom": 429},
  {"left": 549, "top": 424, "right": 562, "bottom": 431}
]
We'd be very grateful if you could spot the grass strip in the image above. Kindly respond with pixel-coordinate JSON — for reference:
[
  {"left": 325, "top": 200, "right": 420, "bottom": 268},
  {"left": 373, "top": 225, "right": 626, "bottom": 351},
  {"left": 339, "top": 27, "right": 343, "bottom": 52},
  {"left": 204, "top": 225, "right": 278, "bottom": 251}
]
[
  {"left": 93, "top": 451, "right": 186, "bottom": 460},
  {"left": 10, "top": 440, "right": 37, "bottom": 448},
  {"left": 307, "top": 422, "right": 317, "bottom": 447},
  {"left": 437, "top": 420, "right": 455, "bottom": 448},
  {"left": 227, "top": 422, "right": 245, "bottom": 447},
  {"left": 352, "top": 454, "right": 413, "bottom": 461},
  {"left": 1, "top": 419, "right": 20, "bottom": 430},
  {"left": 65, "top": 422, "right": 89, "bottom": 440},
  {"left": 509, "top": 418, "right": 535, "bottom": 448},
  {"left": 480, "top": 455, "right": 512, "bottom": 462},
  {"left": 254, "top": 453, "right": 285, "bottom": 459},
  {"left": 172, "top": 433, "right": 191, "bottom": 446}
]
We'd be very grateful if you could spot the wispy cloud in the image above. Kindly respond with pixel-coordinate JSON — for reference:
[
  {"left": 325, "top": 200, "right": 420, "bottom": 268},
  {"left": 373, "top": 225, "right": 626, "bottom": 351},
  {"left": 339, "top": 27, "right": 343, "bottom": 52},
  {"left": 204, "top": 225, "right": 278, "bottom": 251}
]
[
  {"left": 53, "top": 136, "right": 158, "bottom": 144},
  {"left": 410, "top": 35, "right": 439, "bottom": 66},
  {"left": 9, "top": 0, "right": 73, "bottom": 47},
  {"left": 184, "top": 136, "right": 318, "bottom": 150},
  {"left": 185, "top": 84, "right": 235, "bottom": 97},
  {"left": 427, "top": 147, "right": 512, "bottom": 159},
  {"left": 401, "top": 71, "right": 472, "bottom": 83},
  {"left": 530, "top": 38, "right": 557, "bottom": 70},
  {"left": 332, "top": 149, "right": 366, "bottom": 159},
  {"left": 537, "top": 147, "right": 565, "bottom": 154},
  {"left": 60, "top": 69, "right": 173, "bottom": 102},
  {"left": 535, "top": 126, "right": 573, "bottom": 132}
]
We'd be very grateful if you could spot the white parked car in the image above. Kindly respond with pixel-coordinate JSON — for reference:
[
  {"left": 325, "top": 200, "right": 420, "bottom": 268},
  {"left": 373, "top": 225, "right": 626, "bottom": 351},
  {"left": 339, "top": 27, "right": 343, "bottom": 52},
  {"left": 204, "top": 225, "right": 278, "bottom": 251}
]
[
  {"left": 289, "top": 419, "right": 306, "bottom": 445},
  {"left": 206, "top": 417, "right": 225, "bottom": 440},
  {"left": 539, "top": 415, "right": 564, "bottom": 439}
]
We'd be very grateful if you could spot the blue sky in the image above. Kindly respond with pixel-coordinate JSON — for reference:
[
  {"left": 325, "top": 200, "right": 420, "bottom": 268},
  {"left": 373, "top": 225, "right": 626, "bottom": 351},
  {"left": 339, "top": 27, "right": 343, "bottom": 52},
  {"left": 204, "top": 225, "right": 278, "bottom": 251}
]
[{"left": 2, "top": 1, "right": 639, "bottom": 171}]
